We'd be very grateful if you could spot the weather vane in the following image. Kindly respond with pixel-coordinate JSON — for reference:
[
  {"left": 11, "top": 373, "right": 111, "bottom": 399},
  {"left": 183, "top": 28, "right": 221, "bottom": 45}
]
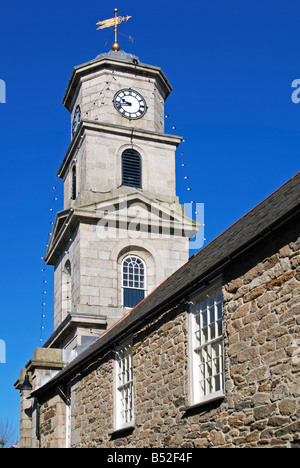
[{"left": 96, "top": 8, "right": 133, "bottom": 51}]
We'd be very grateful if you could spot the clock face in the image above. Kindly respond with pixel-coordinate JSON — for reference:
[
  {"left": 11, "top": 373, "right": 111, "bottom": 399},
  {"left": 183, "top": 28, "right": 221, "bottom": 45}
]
[
  {"left": 113, "top": 89, "right": 147, "bottom": 120},
  {"left": 72, "top": 105, "right": 81, "bottom": 137}
]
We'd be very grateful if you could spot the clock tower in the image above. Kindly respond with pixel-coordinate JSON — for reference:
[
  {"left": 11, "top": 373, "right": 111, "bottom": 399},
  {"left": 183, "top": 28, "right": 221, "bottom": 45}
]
[{"left": 43, "top": 48, "right": 198, "bottom": 353}]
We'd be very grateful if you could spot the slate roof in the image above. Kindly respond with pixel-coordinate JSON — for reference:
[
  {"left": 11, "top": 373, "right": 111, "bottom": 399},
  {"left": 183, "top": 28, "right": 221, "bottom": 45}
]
[{"left": 32, "top": 171, "right": 300, "bottom": 395}]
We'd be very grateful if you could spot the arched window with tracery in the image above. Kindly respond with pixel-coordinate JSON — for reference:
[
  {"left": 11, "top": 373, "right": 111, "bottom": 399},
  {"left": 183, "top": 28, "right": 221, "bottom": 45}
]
[{"left": 122, "top": 255, "right": 146, "bottom": 308}]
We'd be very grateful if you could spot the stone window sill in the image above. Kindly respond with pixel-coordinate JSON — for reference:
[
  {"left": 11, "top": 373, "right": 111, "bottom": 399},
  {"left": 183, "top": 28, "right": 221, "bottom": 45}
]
[
  {"left": 180, "top": 392, "right": 225, "bottom": 412},
  {"left": 108, "top": 423, "right": 135, "bottom": 438}
]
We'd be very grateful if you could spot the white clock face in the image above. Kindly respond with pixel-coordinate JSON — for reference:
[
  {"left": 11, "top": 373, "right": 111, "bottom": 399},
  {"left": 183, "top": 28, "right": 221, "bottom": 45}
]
[
  {"left": 72, "top": 105, "right": 81, "bottom": 137},
  {"left": 113, "top": 89, "right": 147, "bottom": 120}
]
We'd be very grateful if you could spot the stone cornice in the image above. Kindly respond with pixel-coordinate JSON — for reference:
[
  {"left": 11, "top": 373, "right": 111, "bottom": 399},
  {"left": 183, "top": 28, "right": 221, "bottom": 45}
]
[
  {"left": 44, "top": 192, "right": 198, "bottom": 265},
  {"left": 43, "top": 313, "right": 107, "bottom": 349},
  {"left": 63, "top": 55, "right": 172, "bottom": 111},
  {"left": 58, "top": 119, "right": 182, "bottom": 179}
]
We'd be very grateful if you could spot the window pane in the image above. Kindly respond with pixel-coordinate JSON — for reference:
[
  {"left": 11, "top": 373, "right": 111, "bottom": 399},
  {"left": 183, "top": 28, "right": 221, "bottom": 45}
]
[
  {"left": 123, "top": 288, "right": 145, "bottom": 308},
  {"left": 202, "top": 326, "right": 209, "bottom": 343},
  {"left": 209, "top": 304, "right": 214, "bottom": 325},
  {"left": 201, "top": 309, "right": 207, "bottom": 330}
]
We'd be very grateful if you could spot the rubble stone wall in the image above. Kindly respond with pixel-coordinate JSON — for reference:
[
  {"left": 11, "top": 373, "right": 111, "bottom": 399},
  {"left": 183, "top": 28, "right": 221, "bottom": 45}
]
[{"left": 38, "top": 219, "right": 300, "bottom": 448}]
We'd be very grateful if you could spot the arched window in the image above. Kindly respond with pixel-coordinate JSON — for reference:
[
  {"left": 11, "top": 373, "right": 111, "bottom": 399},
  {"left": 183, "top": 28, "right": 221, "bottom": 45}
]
[
  {"left": 122, "top": 149, "right": 141, "bottom": 188},
  {"left": 71, "top": 164, "right": 77, "bottom": 200},
  {"left": 62, "top": 260, "right": 72, "bottom": 318},
  {"left": 122, "top": 255, "right": 146, "bottom": 308}
]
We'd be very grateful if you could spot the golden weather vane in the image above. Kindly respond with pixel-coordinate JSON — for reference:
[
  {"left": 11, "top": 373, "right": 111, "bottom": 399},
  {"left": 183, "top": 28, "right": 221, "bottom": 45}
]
[{"left": 96, "top": 8, "right": 133, "bottom": 51}]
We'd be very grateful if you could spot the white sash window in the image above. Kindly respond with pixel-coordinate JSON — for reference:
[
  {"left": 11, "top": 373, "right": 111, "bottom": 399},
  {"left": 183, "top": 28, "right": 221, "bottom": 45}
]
[
  {"left": 190, "top": 287, "right": 225, "bottom": 406},
  {"left": 114, "top": 342, "right": 134, "bottom": 431}
]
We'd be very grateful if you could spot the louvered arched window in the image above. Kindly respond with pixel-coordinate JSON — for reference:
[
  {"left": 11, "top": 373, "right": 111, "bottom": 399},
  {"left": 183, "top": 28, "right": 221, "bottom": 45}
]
[
  {"left": 122, "top": 255, "right": 146, "bottom": 308},
  {"left": 122, "top": 149, "right": 142, "bottom": 188},
  {"left": 62, "top": 260, "right": 72, "bottom": 319},
  {"left": 71, "top": 164, "right": 77, "bottom": 200}
]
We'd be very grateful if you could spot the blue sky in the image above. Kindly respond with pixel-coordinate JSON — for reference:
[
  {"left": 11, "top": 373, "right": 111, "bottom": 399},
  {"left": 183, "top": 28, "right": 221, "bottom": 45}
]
[{"left": 0, "top": 0, "right": 299, "bottom": 436}]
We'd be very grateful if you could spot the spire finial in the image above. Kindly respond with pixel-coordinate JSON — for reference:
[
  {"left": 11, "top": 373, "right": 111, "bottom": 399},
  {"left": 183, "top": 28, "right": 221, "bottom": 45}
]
[
  {"left": 96, "top": 8, "right": 132, "bottom": 51},
  {"left": 113, "top": 8, "right": 120, "bottom": 51}
]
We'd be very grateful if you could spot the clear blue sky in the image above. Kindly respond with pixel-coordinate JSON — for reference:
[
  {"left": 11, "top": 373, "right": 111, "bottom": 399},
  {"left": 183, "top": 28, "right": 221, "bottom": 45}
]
[{"left": 0, "top": 0, "right": 299, "bottom": 436}]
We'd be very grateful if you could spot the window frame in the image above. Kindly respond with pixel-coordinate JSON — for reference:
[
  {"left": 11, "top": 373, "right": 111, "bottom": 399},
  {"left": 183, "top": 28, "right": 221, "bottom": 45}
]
[
  {"left": 114, "top": 340, "right": 135, "bottom": 432},
  {"left": 189, "top": 282, "right": 225, "bottom": 407},
  {"left": 121, "top": 255, "right": 147, "bottom": 308},
  {"left": 71, "top": 163, "right": 77, "bottom": 201},
  {"left": 65, "top": 385, "right": 71, "bottom": 448},
  {"left": 121, "top": 149, "right": 142, "bottom": 189}
]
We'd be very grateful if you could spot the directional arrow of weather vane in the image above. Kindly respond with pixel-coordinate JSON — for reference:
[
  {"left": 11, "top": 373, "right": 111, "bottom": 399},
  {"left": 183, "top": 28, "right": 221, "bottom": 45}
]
[{"left": 96, "top": 8, "right": 133, "bottom": 51}]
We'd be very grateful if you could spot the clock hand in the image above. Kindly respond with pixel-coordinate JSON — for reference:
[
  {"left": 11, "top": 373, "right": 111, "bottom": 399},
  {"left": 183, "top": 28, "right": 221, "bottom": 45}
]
[{"left": 121, "top": 99, "right": 132, "bottom": 106}]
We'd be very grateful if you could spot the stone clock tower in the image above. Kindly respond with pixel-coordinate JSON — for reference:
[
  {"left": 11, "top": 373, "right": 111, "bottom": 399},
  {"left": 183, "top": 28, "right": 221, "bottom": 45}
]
[
  {"left": 15, "top": 47, "right": 198, "bottom": 446},
  {"left": 41, "top": 49, "right": 198, "bottom": 352},
  {"left": 13, "top": 13, "right": 200, "bottom": 442}
]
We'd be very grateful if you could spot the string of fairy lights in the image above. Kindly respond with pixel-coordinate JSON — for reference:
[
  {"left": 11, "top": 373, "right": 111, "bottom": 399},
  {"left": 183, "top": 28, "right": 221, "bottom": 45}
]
[
  {"left": 151, "top": 82, "right": 200, "bottom": 219},
  {"left": 38, "top": 77, "right": 202, "bottom": 345},
  {"left": 164, "top": 113, "right": 199, "bottom": 219},
  {"left": 84, "top": 70, "right": 117, "bottom": 119},
  {"left": 39, "top": 178, "right": 59, "bottom": 345},
  {"left": 38, "top": 71, "right": 118, "bottom": 345}
]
